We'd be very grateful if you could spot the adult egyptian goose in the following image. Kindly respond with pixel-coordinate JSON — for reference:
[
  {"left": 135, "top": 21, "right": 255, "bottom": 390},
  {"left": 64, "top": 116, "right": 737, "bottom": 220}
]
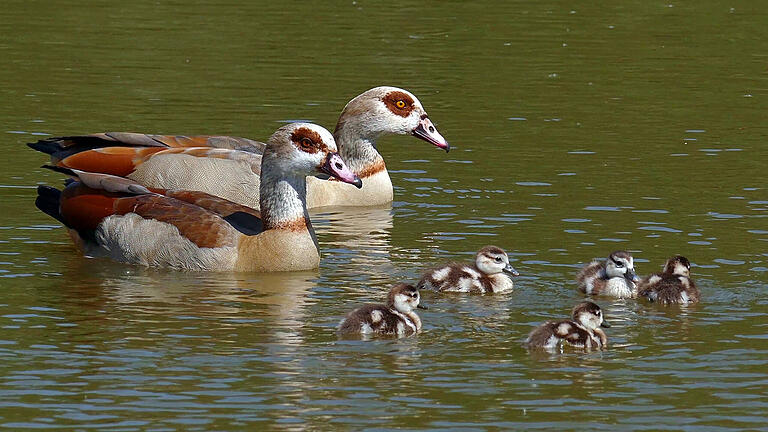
[
  {"left": 337, "top": 283, "right": 426, "bottom": 338},
  {"left": 28, "top": 86, "right": 449, "bottom": 209},
  {"left": 525, "top": 301, "right": 610, "bottom": 351},
  {"left": 576, "top": 250, "right": 640, "bottom": 298},
  {"left": 637, "top": 255, "right": 700, "bottom": 305},
  {"left": 33, "top": 123, "right": 361, "bottom": 272}
]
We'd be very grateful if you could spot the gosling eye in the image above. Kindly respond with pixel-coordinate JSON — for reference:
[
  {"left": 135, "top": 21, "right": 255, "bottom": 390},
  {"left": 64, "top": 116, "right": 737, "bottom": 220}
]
[
  {"left": 495, "top": 257, "right": 503, "bottom": 263},
  {"left": 615, "top": 261, "right": 624, "bottom": 268}
]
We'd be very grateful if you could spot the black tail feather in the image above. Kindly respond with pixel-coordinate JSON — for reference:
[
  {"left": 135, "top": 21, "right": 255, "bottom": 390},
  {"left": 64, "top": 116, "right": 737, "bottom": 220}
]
[
  {"left": 27, "top": 136, "right": 116, "bottom": 161},
  {"left": 35, "top": 185, "right": 65, "bottom": 225},
  {"left": 27, "top": 138, "right": 64, "bottom": 156}
]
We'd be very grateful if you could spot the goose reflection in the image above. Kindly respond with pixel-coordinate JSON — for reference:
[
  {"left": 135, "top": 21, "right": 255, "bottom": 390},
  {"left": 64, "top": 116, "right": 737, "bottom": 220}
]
[
  {"left": 49, "top": 257, "right": 317, "bottom": 347},
  {"left": 310, "top": 204, "right": 396, "bottom": 279}
]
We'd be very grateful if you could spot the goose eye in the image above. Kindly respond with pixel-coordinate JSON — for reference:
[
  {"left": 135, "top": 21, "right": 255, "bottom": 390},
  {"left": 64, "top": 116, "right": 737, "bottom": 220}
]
[
  {"left": 299, "top": 137, "right": 314, "bottom": 149},
  {"left": 395, "top": 100, "right": 406, "bottom": 108}
]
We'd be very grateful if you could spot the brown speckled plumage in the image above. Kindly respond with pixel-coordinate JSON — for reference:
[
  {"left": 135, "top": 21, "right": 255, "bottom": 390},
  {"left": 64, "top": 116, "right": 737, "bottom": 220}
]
[
  {"left": 638, "top": 256, "right": 700, "bottom": 305},
  {"left": 576, "top": 250, "right": 638, "bottom": 298},
  {"left": 338, "top": 284, "right": 423, "bottom": 337},
  {"left": 525, "top": 301, "right": 609, "bottom": 351},
  {"left": 417, "top": 246, "right": 517, "bottom": 293}
]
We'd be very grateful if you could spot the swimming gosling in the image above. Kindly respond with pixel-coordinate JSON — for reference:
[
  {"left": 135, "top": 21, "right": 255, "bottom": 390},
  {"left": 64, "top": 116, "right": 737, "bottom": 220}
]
[
  {"left": 638, "top": 255, "right": 700, "bottom": 305},
  {"left": 576, "top": 250, "right": 639, "bottom": 298},
  {"left": 525, "top": 301, "right": 610, "bottom": 351},
  {"left": 338, "top": 283, "right": 426, "bottom": 337},
  {"left": 417, "top": 246, "right": 519, "bottom": 293}
]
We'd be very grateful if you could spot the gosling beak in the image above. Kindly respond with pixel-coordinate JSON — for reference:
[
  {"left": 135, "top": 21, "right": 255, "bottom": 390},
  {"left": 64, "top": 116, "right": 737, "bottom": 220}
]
[
  {"left": 601, "top": 320, "right": 611, "bottom": 328},
  {"left": 503, "top": 263, "right": 520, "bottom": 277},
  {"left": 321, "top": 152, "right": 362, "bottom": 189},
  {"left": 625, "top": 269, "right": 640, "bottom": 283},
  {"left": 417, "top": 303, "right": 428, "bottom": 310},
  {"left": 412, "top": 115, "right": 450, "bottom": 152}
]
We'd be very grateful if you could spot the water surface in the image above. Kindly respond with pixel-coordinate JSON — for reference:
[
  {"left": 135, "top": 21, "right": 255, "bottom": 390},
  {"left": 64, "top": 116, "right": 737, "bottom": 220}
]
[{"left": 1, "top": 0, "right": 767, "bottom": 430}]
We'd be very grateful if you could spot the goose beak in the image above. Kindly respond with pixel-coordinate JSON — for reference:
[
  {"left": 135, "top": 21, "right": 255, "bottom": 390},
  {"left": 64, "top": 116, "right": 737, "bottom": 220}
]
[
  {"left": 322, "top": 152, "right": 362, "bottom": 188},
  {"left": 601, "top": 320, "right": 611, "bottom": 328},
  {"left": 412, "top": 115, "right": 450, "bottom": 152},
  {"left": 503, "top": 263, "right": 520, "bottom": 277}
]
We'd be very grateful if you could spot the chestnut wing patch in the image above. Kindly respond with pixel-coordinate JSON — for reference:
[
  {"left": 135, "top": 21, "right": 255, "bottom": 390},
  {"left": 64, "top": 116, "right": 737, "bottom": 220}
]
[
  {"left": 163, "top": 190, "right": 264, "bottom": 236},
  {"left": 113, "top": 194, "right": 240, "bottom": 249}
]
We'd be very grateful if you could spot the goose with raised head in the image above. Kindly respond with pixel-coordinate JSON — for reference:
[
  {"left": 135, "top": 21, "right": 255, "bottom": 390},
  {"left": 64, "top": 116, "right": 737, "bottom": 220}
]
[
  {"left": 576, "top": 250, "right": 640, "bottom": 298},
  {"left": 33, "top": 123, "right": 361, "bottom": 272},
  {"left": 29, "top": 86, "right": 449, "bottom": 210}
]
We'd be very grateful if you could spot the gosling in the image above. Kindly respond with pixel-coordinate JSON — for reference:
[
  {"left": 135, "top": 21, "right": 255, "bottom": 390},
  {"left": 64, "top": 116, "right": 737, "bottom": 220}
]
[
  {"left": 338, "top": 283, "right": 426, "bottom": 337},
  {"left": 417, "top": 245, "right": 519, "bottom": 293},
  {"left": 525, "top": 301, "right": 610, "bottom": 351},
  {"left": 638, "top": 255, "right": 700, "bottom": 305},
  {"left": 576, "top": 250, "right": 639, "bottom": 298}
]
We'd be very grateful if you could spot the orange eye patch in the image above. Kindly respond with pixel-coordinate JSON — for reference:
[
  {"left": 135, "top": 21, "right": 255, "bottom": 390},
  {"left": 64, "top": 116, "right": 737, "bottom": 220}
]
[
  {"left": 290, "top": 127, "right": 327, "bottom": 154},
  {"left": 383, "top": 91, "right": 415, "bottom": 118}
]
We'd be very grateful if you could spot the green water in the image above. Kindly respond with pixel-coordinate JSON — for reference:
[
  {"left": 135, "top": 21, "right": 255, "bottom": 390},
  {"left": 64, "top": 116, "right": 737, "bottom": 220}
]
[{"left": 1, "top": 1, "right": 767, "bottom": 430}]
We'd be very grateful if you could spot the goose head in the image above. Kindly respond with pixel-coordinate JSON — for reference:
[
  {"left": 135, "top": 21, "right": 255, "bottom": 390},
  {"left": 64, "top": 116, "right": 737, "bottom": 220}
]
[
  {"left": 662, "top": 255, "right": 691, "bottom": 277},
  {"left": 572, "top": 301, "right": 610, "bottom": 329},
  {"left": 335, "top": 86, "right": 449, "bottom": 151},
  {"left": 475, "top": 245, "right": 519, "bottom": 276},
  {"left": 604, "top": 250, "right": 639, "bottom": 283},
  {"left": 266, "top": 123, "right": 362, "bottom": 188},
  {"left": 387, "top": 283, "right": 427, "bottom": 313}
]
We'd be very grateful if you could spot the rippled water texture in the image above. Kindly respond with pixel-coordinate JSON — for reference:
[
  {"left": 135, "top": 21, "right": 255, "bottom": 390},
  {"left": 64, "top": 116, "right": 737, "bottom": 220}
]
[{"left": 1, "top": 1, "right": 767, "bottom": 430}]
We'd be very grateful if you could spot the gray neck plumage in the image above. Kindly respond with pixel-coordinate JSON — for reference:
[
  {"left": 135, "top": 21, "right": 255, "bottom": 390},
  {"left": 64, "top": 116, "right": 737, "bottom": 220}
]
[
  {"left": 334, "top": 119, "right": 385, "bottom": 175},
  {"left": 259, "top": 154, "right": 317, "bottom": 247},
  {"left": 598, "top": 268, "right": 608, "bottom": 279}
]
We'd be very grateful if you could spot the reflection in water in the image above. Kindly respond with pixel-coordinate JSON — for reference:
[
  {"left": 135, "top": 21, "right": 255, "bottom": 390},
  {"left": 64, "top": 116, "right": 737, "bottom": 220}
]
[
  {"left": 47, "top": 257, "right": 319, "bottom": 349},
  {"left": 311, "top": 204, "right": 400, "bottom": 286}
]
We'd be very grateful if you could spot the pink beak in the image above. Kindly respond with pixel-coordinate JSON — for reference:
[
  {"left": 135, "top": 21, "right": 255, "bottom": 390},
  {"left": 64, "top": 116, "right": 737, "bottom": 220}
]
[
  {"left": 322, "top": 152, "right": 362, "bottom": 188},
  {"left": 412, "top": 115, "right": 450, "bottom": 152}
]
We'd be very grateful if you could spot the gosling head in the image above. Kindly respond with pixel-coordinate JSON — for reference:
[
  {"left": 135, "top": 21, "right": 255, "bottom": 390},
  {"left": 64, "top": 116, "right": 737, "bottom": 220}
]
[
  {"left": 475, "top": 245, "right": 519, "bottom": 276},
  {"left": 387, "top": 283, "right": 427, "bottom": 313},
  {"left": 335, "top": 86, "right": 449, "bottom": 151},
  {"left": 662, "top": 255, "right": 691, "bottom": 277},
  {"left": 572, "top": 301, "right": 610, "bottom": 330},
  {"left": 604, "top": 250, "right": 639, "bottom": 282}
]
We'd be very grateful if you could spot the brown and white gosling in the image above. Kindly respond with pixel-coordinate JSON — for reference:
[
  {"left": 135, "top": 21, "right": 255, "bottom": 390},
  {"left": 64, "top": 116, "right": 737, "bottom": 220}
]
[
  {"left": 637, "top": 255, "right": 700, "bottom": 305},
  {"left": 576, "top": 250, "right": 640, "bottom": 298},
  {"left": 417, "top": 246, "right": 519, "bottom": 293},
  {"left": 525, "top": 301, "right": 610, "bottom": 351},
  {"left": 338, "top": 283, "right": 426, "bottom": 337}
]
